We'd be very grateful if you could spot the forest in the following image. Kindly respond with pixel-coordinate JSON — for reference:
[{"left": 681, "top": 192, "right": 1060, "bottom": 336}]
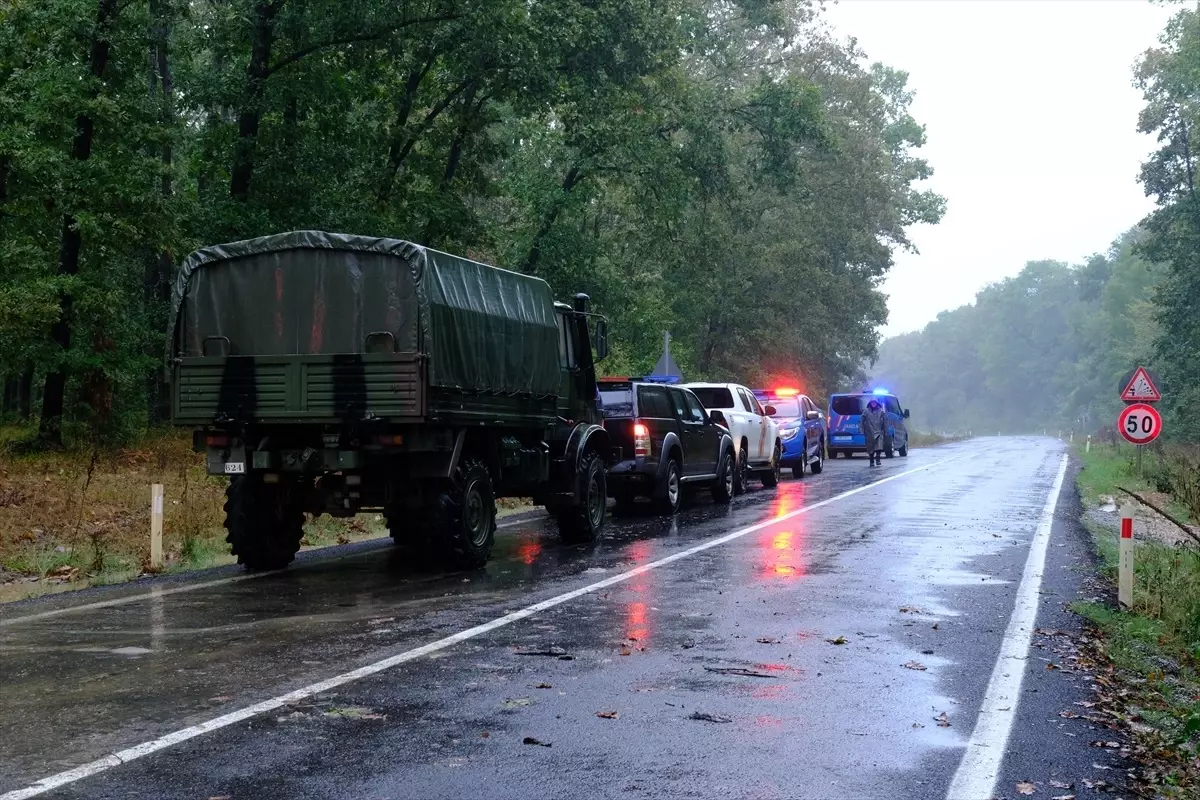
[
  {"left": 0, "top": 0, "right": 944, "bottom": 447},
  {"left": 872, "top": 4, "right": 1200, "bottom": 443}
]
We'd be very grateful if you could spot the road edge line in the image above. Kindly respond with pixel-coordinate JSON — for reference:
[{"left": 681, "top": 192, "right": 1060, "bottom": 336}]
[
  {"left": 945, "top": 451, "right": 1070, "bottom": 800},
  {"left": 2, "top": 454, "right": 963, "bottom": 800}
]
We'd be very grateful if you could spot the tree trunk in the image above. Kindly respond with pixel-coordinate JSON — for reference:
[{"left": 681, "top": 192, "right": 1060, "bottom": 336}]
[
  {"left": 146, "top": 0, "right": 175, "bottom": 423},
  {"left": 376, "top": 76, "right": 473, "bottom": 205},
  {"left": 229, "top": 1, "right": 279, "bottom": 201},
  {"left": 17, "top": 362, "right": 33, "bottom": 421},
  {"left": 38, "top": 0, "right": 120, "bottom": 446},
  {"left": 2, "top": 376, "right": 16, "bottom": 415},
  {"left": 522, "top": 166, "right": 583, "bottom": 275},
  {"left": 421, "top": 86, "right": 487, "bottom": 244}
]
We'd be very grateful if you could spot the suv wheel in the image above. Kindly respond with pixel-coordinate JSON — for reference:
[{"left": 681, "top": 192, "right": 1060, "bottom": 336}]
[
  {"left": 711, "top": 448, "right": 734, "bottom": 503},
  {"left": 657, "top": 457, "right": 682, "bottom": 515},
  {"left": 761, "top": 442, "right": 782, "bottom": 488},
  {"left": 734, "top": 447, "right": 749, "bottom": 495},
  {"left": 809, "top": 438, "right": 824, "bottom": 474}
]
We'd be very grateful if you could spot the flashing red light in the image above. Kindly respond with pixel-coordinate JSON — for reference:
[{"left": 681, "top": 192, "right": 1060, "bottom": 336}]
[{"left": 773, "top": 387, "right": 800, "bottom": 397}]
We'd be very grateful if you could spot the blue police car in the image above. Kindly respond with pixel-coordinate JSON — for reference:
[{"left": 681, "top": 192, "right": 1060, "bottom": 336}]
[
  {"left": 827, "top": 388, "right": 910, "bottom": 459},
  {"left": 753, "top": 388, "right": 825, "bottom": 477}
]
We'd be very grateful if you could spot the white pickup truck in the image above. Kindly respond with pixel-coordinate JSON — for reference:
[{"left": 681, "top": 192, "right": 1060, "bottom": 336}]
[{"left": 682, "top": 382, "right": 781, "bottom": 494}]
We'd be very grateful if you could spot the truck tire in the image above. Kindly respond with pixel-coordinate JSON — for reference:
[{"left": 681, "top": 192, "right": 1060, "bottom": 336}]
[
  {"left": 224, "top": 476, "right": 305, "bottom": 571},
  {"left": 557, "top": 451, "right": 607, "bottom": 543},
  {"left": 899, "top": 443, "right": 908, "bottom": 457},
  {"left": 761, "top": 443, "right": 782, "bottom": 488},
  {"left": 711, "top": 448, "right": 735, "bottom": 504},
  {"left": 657, "top": 457, "right": 682, "bottom": 515},
  {"left": 430, "top": 459, "right": 496, "bottom": 570}
]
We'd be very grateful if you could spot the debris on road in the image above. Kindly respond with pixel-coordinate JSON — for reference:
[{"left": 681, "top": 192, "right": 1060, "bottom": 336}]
[
  {"left": 501, "top": 698, "right": 534, "bottom": 709},
  {"left": 323, "top": 706, "right": 386, "bottom": 720},
  {"left": 934, "top": 712, "right": 951, "bottom": 727},
  {"left": 534, "top": 683, "right": 553, "bottom": 689},
  {"left": 703, "top": 666, "right": 775, "bottom": 679},
  {"left": 756, "top": 636, "right": 781, "bottom": 644},
  {"left": 596, "top": 711, "right": 619, "bottom": 720},
  {"left": 826, "top": 636, "right": 847, "bottom": 645},
  {"left": 515, "top": 647, "right": 569, "bottom": 657},
  {"left": 688, "top": 712, "right": 733, "bottom": 723},
  {"left": 1049, "top": 780, "right": 1072, "bottom": 789},
  {"left": 903, "top": 661, "right": 926, "bottom": 671},
  {"left": 1015, "top": 781, "right": 1036, "bottom": 795},
  {"left": 899, "top": 606, "right": 922, "bottom": 614},
  {"left": 522, "top": 737, "right": 552, "bottom": 747}
]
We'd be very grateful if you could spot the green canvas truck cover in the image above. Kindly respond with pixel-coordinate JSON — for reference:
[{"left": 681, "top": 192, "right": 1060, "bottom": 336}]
[{"left": 168, "top": 231, "right": 561, "bottom": 397}]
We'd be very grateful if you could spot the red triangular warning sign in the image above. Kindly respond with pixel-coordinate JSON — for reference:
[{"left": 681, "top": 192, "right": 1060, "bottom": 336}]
[{"left": 1121, "top": 367, "right": 1161, "bottom": 402}]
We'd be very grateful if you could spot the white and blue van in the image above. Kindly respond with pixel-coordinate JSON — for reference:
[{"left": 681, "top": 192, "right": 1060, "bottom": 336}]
[{"left": 827, "top": 389, "right": 910, "bottom": 459}]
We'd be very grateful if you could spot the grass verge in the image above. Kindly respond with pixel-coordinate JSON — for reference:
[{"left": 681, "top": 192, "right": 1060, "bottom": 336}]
[
  {"left": 1074, "top": 442, "right": 1200, "bottom": 796},
  {"left": 0, "top": 427, "right": 536, "bottom": 603}
]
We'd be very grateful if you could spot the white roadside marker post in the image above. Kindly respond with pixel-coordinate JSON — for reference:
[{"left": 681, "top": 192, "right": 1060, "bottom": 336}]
[
  {"left": 1119, "top": 504, "right": 1134, "bottom": 608},
  {"left": 1086, "top": 435, "right": 1091, "bottom": 453},
  {"left": 1069, "top": 431, "right": 1074, "bottom": 443},
  {"left": 150, "top": 483, "right": 164, "bottom": 570}
]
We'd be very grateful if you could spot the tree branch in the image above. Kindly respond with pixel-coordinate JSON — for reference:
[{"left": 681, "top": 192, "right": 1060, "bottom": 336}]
[{"left": 267, "top": 14, "right": 458, "bottom": 76}]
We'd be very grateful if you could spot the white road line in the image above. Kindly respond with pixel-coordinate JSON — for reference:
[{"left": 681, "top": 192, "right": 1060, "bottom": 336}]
[
  {"left": 0, "top": 517, "right": 536, "bottom": 628},
  {"left": 946, "top": 452, "right": 1070, "bottom": 800},
  {"left": 0, "top": 454, "right": 962, "bottom": 800}
]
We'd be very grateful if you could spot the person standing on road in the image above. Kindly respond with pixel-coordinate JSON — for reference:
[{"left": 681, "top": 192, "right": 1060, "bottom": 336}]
[{"left": 862, "top": 398, "right": 887, "bottom": 467}]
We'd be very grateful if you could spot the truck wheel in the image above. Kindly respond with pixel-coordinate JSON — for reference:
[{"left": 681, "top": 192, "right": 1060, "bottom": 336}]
[
  {"left": 431, "top": 459, "right": 496, "bottom": 570},
  {"left": 761, "top": 443, "right": 781, "bottom": 488},
  {"left": 734, "top": 447, "right": 749, "bottom": 496},
  {"left": 810, "top": 439, "right": 824, "bottom": 474},
  {"left": 657, "top": 457, "right": 682, "bottom": 515},
  {"left": 224, "top": 476, "right": 305, "bottom": 571},
  {"left": 557, "top": 451, "right": 607, "bottom": 543},
  {"left": 711, "top": 448, "right": 735, "bottom": 504},
  {"left": 899, "top": 444, "right": 908, "bottom": 457}
]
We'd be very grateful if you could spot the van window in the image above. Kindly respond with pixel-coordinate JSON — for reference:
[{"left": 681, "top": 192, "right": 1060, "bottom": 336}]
[
  {"left": 884, "top": 397, "right": 901, "bottom": 415},
  {"left": 637, "top": 385, "right": 673, "bottom": 418},
  {"left": 682, "top": 391, "right": 708, "bottom": 423},
  {"left": 831, "top": 396, "right": 862, "bottom": 416}
]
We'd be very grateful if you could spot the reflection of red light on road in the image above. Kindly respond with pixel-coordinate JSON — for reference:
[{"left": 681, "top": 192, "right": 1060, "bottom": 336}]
[
  {"left": 751, "top": 683, "right": 789, "bottom": 700},
  {"left": 755, "top": 715, "right": 784, "bottom": 729},
  {"left": 772, "top": 531, "right": 791, "bottom": 550},
  {"left": 756, "top": 524, "right": 806, "bottom": 582},
  {"left": 771, "top": 482, "right": 806, "bottom": 519},
  {"left": 626, "top": 600, "right": 649, "bottom": 643},
  {"left": 517, "top": 540, "right": 542, "bottom": 565},
  {"left": 627, "top": 540, "right": 651, "bottom": 563}
]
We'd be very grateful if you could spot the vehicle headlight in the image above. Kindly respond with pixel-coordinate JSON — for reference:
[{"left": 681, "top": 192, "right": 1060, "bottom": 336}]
[{"left": 779, "top": 428, "right": 799, "bottom": 440}]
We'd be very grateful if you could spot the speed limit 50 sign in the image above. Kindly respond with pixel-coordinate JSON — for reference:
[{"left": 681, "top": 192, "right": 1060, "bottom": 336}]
[{"left": 1118, "top": 403, "right": 1162, "bottom": 445}]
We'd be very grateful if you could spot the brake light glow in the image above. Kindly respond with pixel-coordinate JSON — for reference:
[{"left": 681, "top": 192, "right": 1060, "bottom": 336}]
[
  {"left": 374, "top": 434, "right": 404, "bottom": 446},
  {"left": 205, "top": 433, "right": 230, "bottom": 447},
  {"left": 773, "top": 387, "right": 799, "bottom": 397},
  {"left": 633, "top": 422, "right": 651, "bottom": 458}
]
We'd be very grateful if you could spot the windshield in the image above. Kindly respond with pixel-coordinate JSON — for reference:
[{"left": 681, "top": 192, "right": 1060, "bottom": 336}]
[
  {"left": 689, "top": 387, "right": 736, "bottom": 409},
  {"left": 831, "top": 396, "right": 863, "bottom": 416},
  {"left": 767, "top": 398, "right": 803, "bottom": 420},
  {"left": 598, "top": 385, "right": 634, "bottom": 418}
]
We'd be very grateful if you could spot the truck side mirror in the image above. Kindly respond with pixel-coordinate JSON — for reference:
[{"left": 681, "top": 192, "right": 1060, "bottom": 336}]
[
  {"left": 763, "top": 405, "right": 777, "bottom": 416},
  {"left": 594, "top": 319, "right": 609, "bottom": 362},
  {"left": 903, "top": 409, "right": 910, "bottom": 419},
  {"left": 805, "top": 410, "right": 819, "bottom": 420}
]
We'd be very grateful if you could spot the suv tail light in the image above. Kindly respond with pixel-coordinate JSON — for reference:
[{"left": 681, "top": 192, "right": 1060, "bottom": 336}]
[{"left": 633, "top": 422, "right": 650, "bottom": 458}]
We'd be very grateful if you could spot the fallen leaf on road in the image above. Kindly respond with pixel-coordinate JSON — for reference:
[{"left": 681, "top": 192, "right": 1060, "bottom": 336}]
[
  {"left": 826, "top": 636, "right": 847, "bottom": 645},
  {"left": 501, "top": 698, "right": 534, "bottom": 709},
  {"left": 1082, "top": 778, "right": 1109, "bottom": 790},
  {"left": 1074, "top": 701, "right": 1096, "bottom": 708},
  {"left": 535, "top": 683, "right": 553, "bottom": 689},
  {"left": 323, "top": 706, "right": 386, "bottom": 720},
  {"left": 681, "top": 639, "right": 696, "bottom": 649},
  {"left": 209, "top": 695, "right": 233, "bottom": 703},
  {"left": 703, "top": 666, "right": 775, "bottom": 679},
  {"left": 1091, "top": 763, "right": 1111, "bottom": 770},
  {"left": 1059, "top": 710, "right": 1079, "bottom": 719},
  {"left": 757, "top": 637, "right": 781, "bottom": 644},
  {"left": 1050, "top": 795, "right": 1074, "bottom": 800},
  {"left": 899, "top": 606, "right": 921, "bottom": 613},
  {"left": 1049, "top": 780, "right": 1072, "bottom": 789},
  {"left": 619, "top": 647, "right": 632, "bottom": 656},
  {"left": 931, "top": 623, "right": 940, "bottom": 630},
  {"left": 1046, "top": 662, "right": 1061, "bottom": 671},
  {"left": 596, "top": 711, "right": 619, "bottom": 720},
  {"left": 1089, "top": 740, "right": 1121, "bottom": 748},
  {"left": 481, "top": 731, "right": 489, "bottom": 738},
  {"left": 1016, "top": 782, "right": 1036, "bottom": 795},
  {"left": 689, "top": 712, "right": 733, "bottom": 723},
  {"left": 522, "top": 736, "right": 551, "bottom": 747},
  {"left": 935, "top": 712, "right": 951, "bottom": 727},
  {"left": 903, "top": 661, "right": 927, "bottom": 671},
  {"left": 208, "top": 796, "right": 231, "bottom": 800},
  {"left": 911, "top": 723, "right": 924, "bottom": 728}
]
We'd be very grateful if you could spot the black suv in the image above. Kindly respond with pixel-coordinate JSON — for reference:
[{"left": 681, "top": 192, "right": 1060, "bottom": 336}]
[{"left": 598, "top": 379, "right": 735, "bottom": 514}]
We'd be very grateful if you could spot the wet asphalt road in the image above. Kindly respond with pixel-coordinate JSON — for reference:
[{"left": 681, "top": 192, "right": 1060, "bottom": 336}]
[{"left": 0, "top": 437, "right": 1097, "bottom": 800}]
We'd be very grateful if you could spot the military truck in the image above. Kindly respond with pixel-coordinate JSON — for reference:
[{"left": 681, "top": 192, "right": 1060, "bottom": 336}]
[{"left": 167, "top": 231, "right": 612, "bottom": 571}]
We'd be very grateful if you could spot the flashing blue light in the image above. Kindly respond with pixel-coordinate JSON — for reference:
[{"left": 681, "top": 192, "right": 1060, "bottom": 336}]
[
  {"left": 872, "top": 387, "right": 889, "bottom": 395},
  {"left": 642, "top": 375, "right": 681, "bottom": 384}
]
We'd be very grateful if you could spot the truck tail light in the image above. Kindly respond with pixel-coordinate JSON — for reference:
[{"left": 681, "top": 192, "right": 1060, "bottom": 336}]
[
  {"left": 633, "top": 422, "right": 650, "bottom": 458},
  {"left": 205, "top": 433, "right": 230, "bottom": 447}
]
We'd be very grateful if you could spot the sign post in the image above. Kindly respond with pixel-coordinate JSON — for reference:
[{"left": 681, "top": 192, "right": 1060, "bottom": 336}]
[
  {"left": 1119, "top": 504, "right": 1135, "bottom": 608},
  {"left": 150, "top": 484, "right": 164, "bottom": 570},
  {"left": 1117, "top": 367, "right": 1163, "bottom": 478}
]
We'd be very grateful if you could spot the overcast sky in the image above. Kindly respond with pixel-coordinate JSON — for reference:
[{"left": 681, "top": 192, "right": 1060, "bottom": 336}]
[{"left": 820, "top": 0, "right": 1177, "bottom": 337}]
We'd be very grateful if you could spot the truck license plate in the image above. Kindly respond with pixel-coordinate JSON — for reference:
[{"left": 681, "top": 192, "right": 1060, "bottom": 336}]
[{"left": 224, "top": 462, "right": 246, "bottom": 474}]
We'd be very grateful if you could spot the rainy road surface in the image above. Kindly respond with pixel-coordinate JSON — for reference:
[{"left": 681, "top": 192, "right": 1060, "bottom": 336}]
[{"left": 0, "top": 437, "right": 1094, "bottom": 800}]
